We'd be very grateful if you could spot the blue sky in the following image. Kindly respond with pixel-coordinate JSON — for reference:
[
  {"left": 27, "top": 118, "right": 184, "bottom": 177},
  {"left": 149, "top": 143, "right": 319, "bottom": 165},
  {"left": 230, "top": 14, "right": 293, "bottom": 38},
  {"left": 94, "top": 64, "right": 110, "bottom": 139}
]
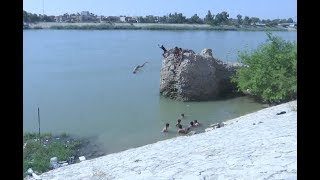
[{"left": 23, "top": 0, "right": 296, "bottom": 20}]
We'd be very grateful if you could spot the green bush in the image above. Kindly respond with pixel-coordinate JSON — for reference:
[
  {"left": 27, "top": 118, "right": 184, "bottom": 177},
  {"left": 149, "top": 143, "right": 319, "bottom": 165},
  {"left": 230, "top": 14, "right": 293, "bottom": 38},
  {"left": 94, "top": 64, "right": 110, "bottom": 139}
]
[
  {"left": 23, "top": 132, "right": 81, "bottom": 176},
  {"left": 232, "top": 32, "right": 297, "bottom": 104},
  {"left": 23, "top": 141, "right": 74, "bottom": 175},
  {"left": 23, "top": 132, "right": 52, "bottom": 142}
]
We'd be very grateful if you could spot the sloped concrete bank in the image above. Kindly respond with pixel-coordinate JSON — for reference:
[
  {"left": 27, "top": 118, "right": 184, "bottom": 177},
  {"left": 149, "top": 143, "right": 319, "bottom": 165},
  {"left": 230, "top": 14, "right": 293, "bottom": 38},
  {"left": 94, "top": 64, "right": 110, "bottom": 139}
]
[{"left": 26, "top": 101, "right": 297, "bottom": 180}]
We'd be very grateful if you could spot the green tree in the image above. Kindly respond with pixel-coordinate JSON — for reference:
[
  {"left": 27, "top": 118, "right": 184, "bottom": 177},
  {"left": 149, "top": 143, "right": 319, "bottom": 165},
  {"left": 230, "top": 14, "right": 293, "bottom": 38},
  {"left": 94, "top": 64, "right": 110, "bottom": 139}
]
[
  {"left": 232, "top": 33, "right": 297, "bottom": 104},
  {"left": 237, "top": 14, "right": 243, "bottom": 25},
  {"left": 221, "top": 11, "right": 230, "bottom": 24},
  {"left": 279, "top": 19, "right": 287, "bottom": 23},
  {"left": 204, "top": 10, "right": 214, "bottom": 25},
  {"left": 271, "top": 19, "right": 280, "bottom": 26},
  {"left": 214, "top": 13, "right": 222, "bottom": 25},
  {"left": 287, "top": 18, "right": 294, "bottom": 23},
  {"left": 176, "top": 13, "right": 187, "bottom": 23},
  {"left": 145, "top": 15, "right": 157, "bottom": 23},
  {"left": 250, "top": 17, "right": 260, "bottom": 25},
  {"left": 263, "top": 19, "right": 272, "bottom": 26},
  {"left": 159, "top": 15, "right": 168, "bottom": 23},
  {"left": 30, "top": 13, "right": 40, "bottom": 22},
  {"left": 40, "top": 15, "right": 55, "bottom": 22},
  {"left": 167, "top": 12, "right": 187, "bottom": 23},
  {"left": 214, "top": 11, "right": 229, "bottom": 25},
  {"left": 23, "top": 10, "right": 30, "bottom": 22},
  {"left": 138, "top": 16, "right": 146, "bottom": 23},
  {"left": 23, "top": 10, "right": 41, "bottom": 23},
  {"left": 243, "top": 16, "right": 251, "bottom": 25},
  {"left": 189, "top": 14, "right": 203, "bottom": 24},
  {"left": 228, "top": 18, "right": 238, "bottom": 26}
]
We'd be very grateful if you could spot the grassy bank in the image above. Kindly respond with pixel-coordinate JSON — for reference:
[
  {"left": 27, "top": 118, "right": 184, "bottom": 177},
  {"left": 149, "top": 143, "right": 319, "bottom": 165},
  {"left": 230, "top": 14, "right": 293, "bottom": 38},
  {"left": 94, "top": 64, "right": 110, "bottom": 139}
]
[
  {"left": 25, "top": 23, "right": 291, "bottom": 31},
  {"left": 23, "top": 132, "right": 81, "bottom": 177}
]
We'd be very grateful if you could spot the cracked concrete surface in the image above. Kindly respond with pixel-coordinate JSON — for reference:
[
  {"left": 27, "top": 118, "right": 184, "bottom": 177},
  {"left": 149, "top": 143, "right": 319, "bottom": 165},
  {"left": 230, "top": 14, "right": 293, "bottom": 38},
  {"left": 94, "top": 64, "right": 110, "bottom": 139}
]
[{"left": 25, "top": 101, "right": 297, "bottom": 180}]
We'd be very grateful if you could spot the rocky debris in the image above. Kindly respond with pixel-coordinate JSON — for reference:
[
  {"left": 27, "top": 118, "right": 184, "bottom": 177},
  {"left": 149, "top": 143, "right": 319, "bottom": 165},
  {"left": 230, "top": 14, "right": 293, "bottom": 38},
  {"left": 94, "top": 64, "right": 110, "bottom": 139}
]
[
  {"left": 160, "top": 47, "right": 241, "bottom": 101},
  {"left": 206, "top": 122, "right": 226, "bottom": 132},
  {"left": 276, "top": 111, "right": 286, "bottom": 115},
  {"left": 209, "top": 122, "right": 225, "bottom": 128},
  {"left": 49, "top": 157, "right": 74, "bottom": 170},
  {"left": 31, "top": 173, "right": 41, "bottom": 180},
  {"left": 42, "top": 135, "right": 105, "bottom": 161},
  {"left": 25, "top": 169, "right": 42, "bottom": 180},
  {"left": 27, "top": 168, "right": 33, "bottom": 175},
  {"left": 62, "top": 163, "right": 69, "bottom": 167},
  {"left": 243, "top": 89, "right": 252, "bottom": 96},
  {"left": 67, "top": 156, "right": 75, "bottom": 164},
  {"left": 50, "top": 157, "right": 61, "bottom": 169},
  {"left": 46, "top": 137, "right": 103, "bottom": 168},
  {"left": 209, "top": 123, "right": 218, "bottom": 128},
  {"left": 75, "top": 137, "right": 106, "bottom": 160},
  {"left": 79, "top": 156, "right": 86, "bottom": 162},
  {"left": 187, "top": 131, "right": 196, "bottom": 136},
  {"left": 262, "top": 104, "right": 270, "bottom": 108}
]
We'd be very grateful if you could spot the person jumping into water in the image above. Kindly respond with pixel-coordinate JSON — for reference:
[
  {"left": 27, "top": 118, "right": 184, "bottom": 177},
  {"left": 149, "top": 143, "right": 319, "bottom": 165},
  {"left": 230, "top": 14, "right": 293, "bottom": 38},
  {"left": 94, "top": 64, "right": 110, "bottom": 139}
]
[
  {"left": 158, "top": 44, "right": 168, "bottom": 57},
  {"left": 133, "top": 61, "right": 148, "bottom": 74}
]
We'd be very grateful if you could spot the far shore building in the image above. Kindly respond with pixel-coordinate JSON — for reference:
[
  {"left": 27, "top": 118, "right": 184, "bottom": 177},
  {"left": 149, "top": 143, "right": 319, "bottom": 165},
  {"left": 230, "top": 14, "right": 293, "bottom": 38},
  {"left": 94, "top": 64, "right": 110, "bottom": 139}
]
[
  {"left": 105, "top": 16, "right": 120, "bottom": 23},
  {"left": 80, "top": 11, "right": 90, "bottom": 22},
  {"left": 81, "top": 11, "right": 90, "bottom": 16},
  {"left": 54, "top": 16, "right": 61, "bottom": 22},
  {"left": 80, "top": 11, "right": 98, "bottom": 22},
  {"left": 125, "top": 16, "right": 138, "bottom": 23},
  {"left": 255, "top": 23, "right": 266, "bottom": 27},
  {"left": 278, "top": 22, "right": 297, "bottom": 28},
  {"left": 120, "top": 16, "right": 126, "bottom": 22},
  {"left": 119, "top": 16, "right": 138, "bottom": 23},
  {"left": 98, "top": 15, "right": 106, "bottom": 23},
  {"left": 132, "top": 16, "right": 140, "bottom": 23}
]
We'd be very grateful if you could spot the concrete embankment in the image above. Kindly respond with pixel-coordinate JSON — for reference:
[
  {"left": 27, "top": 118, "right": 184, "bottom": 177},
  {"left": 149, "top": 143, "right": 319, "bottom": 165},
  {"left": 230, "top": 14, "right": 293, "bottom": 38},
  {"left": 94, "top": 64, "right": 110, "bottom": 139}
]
[{"left": 25, "top": 100, "right": 297, "bottom": 180}]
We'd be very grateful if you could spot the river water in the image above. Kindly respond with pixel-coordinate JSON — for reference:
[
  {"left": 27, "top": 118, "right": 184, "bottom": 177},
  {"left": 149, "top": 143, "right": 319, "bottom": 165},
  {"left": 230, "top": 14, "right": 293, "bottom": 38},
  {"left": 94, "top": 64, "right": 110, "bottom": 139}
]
[{"left": 23, "top": 30, "right": 296, "bottom": 154}]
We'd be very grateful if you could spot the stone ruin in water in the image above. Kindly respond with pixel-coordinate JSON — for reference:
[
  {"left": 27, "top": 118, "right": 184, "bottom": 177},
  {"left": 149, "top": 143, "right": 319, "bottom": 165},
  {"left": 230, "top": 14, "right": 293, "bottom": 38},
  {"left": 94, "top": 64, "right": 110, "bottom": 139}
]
[{"left": 159, "top": 47, "right": 242, "bottom": 101}]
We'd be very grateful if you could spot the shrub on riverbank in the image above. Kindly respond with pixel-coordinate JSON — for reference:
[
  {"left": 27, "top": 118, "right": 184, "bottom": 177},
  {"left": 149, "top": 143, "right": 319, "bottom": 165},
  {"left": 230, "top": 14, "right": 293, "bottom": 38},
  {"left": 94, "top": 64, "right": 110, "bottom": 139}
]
[
  {"left": 23, "top": 132, "right": 81, "bottom": 176},
  {"left": 232, "top": 32, "right": 297, "bottom": 104}
]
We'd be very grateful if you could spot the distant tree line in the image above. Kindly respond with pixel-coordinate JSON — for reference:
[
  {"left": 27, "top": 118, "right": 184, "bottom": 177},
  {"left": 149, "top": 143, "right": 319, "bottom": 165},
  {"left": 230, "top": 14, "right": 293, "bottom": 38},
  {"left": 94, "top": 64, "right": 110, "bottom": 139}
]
[
  {"left": 201, "top": 10, "right": 294, "bottom": 27},
  {"left": 23, "top": 10, "right": 55, "bottom": 22},
  {"left": 134, "top": 11, "right": 295, "bottom": 26},
  {"left": 23, "top": 10, "right": 295, "bottom": 27}
]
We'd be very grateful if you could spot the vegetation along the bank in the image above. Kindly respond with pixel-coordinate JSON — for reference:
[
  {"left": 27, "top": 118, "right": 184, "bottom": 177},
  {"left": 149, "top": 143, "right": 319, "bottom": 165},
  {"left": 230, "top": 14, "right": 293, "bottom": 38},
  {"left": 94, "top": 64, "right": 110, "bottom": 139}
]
[
  {"left": 23, "top": 10, "right": 296, "bottom": 30},
  {"left": 232, "top": 32, "right": 297, "bottom": 104},
  {"left": 46, "top": 24, "right": 288, "bottom": 31},
  {"left": 23, "top": 132, "right": 81, "bottom": 177}
]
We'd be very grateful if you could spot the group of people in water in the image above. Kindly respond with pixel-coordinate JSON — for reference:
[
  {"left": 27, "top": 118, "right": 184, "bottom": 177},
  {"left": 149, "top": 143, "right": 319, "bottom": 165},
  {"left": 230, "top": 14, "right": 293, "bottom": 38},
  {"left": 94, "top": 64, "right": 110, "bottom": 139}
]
[{"left": 162, "top": 113, "right": 201, "bottom": 134}]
